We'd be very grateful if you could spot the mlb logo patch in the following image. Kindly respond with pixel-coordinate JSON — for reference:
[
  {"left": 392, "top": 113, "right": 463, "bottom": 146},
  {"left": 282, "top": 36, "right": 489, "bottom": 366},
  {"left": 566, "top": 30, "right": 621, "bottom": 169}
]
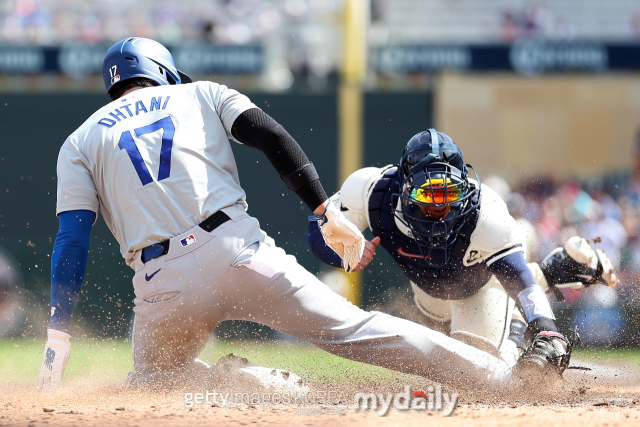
[
  {"left": 180, "top": 234, "right": 196, "bottom": 247},
  {"left": 111, "top": 74, "right": 120, "bottom": 84}
]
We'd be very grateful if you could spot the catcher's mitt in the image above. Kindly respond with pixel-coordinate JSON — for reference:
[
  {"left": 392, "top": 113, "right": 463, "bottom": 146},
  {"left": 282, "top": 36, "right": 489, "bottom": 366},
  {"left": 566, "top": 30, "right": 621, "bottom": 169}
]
[{"left": 542, "top": 236, "right": 618, "bottom": 301}]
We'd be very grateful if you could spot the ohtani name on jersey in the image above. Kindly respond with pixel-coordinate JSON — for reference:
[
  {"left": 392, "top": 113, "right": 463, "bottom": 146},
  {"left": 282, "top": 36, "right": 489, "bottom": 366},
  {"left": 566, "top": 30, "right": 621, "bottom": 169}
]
[{"left": 97, "top": 96, "right": 171, "bottom": 128}]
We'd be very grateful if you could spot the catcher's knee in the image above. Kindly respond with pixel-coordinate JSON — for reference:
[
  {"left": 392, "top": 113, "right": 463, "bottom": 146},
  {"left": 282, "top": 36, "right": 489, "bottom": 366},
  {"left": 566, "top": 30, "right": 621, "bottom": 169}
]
[
  {"left": 449, "top": 277, "right": 513, "bottom": 357},
  {"left": 410, "top": 281, "right": 451, "bottom": 327}
]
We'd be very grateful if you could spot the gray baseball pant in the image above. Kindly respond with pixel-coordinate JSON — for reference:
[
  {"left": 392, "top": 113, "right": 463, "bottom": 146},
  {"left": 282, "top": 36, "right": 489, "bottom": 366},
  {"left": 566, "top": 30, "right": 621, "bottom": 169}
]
[{"left": 128, "top": 203, "right": 513, "bottom": 388}]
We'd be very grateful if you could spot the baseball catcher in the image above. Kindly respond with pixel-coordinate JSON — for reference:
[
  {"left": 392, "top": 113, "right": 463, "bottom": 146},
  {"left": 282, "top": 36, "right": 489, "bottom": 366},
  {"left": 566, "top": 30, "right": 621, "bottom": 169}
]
[{"left": 306, "top": 129, "right": 617, "bottom": 376}]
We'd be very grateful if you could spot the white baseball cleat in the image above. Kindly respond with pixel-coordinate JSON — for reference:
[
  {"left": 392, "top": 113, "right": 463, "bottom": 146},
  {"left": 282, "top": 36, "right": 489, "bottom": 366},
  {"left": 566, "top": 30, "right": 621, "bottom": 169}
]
[{"left": 214, "top": 353, "right": 310, "bottom": 397}]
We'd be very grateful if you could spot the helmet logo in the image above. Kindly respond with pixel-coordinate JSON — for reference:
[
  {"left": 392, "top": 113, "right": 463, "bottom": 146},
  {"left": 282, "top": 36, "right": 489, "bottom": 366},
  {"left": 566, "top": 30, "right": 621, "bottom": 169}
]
[
  {"left": 466, "top": 250, "right": 480, "bottom": 264},
  {"left": 109, "top": 65, "right": 120, "bottom": 85}
]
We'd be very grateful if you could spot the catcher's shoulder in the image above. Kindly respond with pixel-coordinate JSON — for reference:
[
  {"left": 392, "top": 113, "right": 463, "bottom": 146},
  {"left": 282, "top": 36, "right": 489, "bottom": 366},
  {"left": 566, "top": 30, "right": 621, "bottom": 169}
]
[
  {"left": 340, "top": 166, "right": 394, "bottom": 212},
  {"left": 468, "top": 181, "right": 520, "bottom": 254}
]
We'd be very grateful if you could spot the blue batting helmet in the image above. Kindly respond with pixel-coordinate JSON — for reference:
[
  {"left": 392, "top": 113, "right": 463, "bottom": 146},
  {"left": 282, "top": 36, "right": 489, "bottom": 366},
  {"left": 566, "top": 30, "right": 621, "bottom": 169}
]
[
  {"left": 102, "top": 37, "right": 192, "bottom": 95},
  {"left": 394, "top": 129, "right": 481, "bottom": 267}
]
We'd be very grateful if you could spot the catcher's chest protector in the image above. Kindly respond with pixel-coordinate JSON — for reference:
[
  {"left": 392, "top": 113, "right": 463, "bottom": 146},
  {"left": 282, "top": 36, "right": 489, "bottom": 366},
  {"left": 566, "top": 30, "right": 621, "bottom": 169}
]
[{"left": 368, "top": 169, "right": 492, "bottom": 300}]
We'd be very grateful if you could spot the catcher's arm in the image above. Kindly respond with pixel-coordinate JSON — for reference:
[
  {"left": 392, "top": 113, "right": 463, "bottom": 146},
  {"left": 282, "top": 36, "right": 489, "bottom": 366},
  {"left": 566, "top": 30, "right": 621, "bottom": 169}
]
[
  {"left": 37, "top": 210, "right": 93, "bottom": 390},
  {"left": 513, "top": 237, "right": 617, "bottom": 377}
]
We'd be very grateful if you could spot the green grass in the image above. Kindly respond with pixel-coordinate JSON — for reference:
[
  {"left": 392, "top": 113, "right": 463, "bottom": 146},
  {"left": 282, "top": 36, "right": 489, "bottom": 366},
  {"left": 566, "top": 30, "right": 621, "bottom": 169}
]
[
  {"left": 573, "top": 347, "right": 640, "bottom": 367},
  {"left": 0, "top": 337, "right": 410, "bottom": 386},
  {"left": 0, "top": 337, "right": 132, "bottom": 385},
  {"left": 4, "top": 337, "right": 639, "bottom": 387}
]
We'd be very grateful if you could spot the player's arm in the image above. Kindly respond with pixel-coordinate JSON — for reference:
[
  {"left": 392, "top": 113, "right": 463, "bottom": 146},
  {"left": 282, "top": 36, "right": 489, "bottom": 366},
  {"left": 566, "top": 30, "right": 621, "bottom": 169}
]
[
  {"left": 469, "top": 187, "right": 559, "bottom": 335},
  {"left": 210, "top": 82, "right": 363, "bottom": 270},
  {"left": 472, "top": 187, "right": 573, "bottom": 373},
  {"left": 465, "top": 184, "right": 555, "bottom": 331},
  {"left": 486, "top": 250, "right": 558, "bottom": 336},
  {"left": 231, "top": 108, "right": 327, "bottom": 212},
  {"left": 38, "top": 143, "right": 99, "bottom": 390},
  {"left": 229, "top": 107, "right": 364, "bottom": 271},
  {"left": 486, "top": 250, "right": 577, "bottom": 375},
  {"left": 37, "top": 209, "right": 93, "bottom": 390},
  {"left": 305, "top": 168, "right": 384, "bottom": 271}
]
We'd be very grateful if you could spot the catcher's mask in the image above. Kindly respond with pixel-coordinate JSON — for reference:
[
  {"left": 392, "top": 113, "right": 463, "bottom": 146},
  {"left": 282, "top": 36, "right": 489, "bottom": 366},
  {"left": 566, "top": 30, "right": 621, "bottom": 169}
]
[{"left": 394, "top": 129, "right": 481, "bottom": 267}]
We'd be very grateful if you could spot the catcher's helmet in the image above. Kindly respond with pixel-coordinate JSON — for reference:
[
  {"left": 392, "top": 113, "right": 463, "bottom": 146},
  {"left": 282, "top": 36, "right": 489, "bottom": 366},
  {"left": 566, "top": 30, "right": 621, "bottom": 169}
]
[
  {"left": 102, "top": 37, "right": 192, "bottom": 96},
  {"left": 394, "top": 129, "right": 481, "bottom": 267}
]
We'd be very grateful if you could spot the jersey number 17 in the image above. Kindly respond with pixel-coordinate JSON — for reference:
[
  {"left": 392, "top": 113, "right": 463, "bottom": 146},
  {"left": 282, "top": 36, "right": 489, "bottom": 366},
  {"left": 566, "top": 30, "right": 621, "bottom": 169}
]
[{"left": 118, "top": 116, "right": 175, "bottom": 186}]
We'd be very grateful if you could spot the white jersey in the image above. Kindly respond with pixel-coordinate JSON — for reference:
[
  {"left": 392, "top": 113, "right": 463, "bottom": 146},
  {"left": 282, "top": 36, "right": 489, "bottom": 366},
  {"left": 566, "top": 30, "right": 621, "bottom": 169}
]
[
  {"left": 56, "top": 81, "right": 256, "bottom": 264},
  {"left": 333, "top": 166, "right": 525, "bottom": 263}
]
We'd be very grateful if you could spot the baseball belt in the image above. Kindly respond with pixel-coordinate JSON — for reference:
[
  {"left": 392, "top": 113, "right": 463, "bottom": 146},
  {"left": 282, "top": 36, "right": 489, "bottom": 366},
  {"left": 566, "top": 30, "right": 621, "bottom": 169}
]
[{"left": 141, "top": 210, "right": 231, "bottom": 263}]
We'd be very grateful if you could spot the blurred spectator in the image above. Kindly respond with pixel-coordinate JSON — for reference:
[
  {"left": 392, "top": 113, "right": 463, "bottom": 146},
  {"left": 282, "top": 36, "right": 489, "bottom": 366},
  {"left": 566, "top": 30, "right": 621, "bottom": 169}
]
[
  {"left": 632, "top": 12, "right": 640, "bottom": 39},
  {"left": 483, "top": 171, "right": 640, "bottom": 346},
  {"left": 0, "top": 0, "right": 636, "bottom": 85},
  {"left": 0, "top": 0, "right": 342, "bottom": 87}
]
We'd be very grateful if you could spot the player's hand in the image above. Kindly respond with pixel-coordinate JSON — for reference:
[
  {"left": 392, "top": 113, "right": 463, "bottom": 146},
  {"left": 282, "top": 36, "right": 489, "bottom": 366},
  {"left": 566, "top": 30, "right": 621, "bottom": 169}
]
[
  {"left": 542, "top": 236, "right": 618, "bottom": 288},
  {"left": 352, "top": 237, "right": 381, "bottom": 271},
  {"left": 36, "top": 329, "right": 71, "bottom": 391},
  {"left": 310, "top": 201, "right": 365, "bottom": 272}
]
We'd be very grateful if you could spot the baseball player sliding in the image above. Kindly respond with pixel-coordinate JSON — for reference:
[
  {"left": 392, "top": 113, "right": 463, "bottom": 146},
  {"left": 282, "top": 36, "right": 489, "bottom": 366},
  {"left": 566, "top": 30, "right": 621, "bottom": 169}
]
[
  {"left": 40, "top": 38, "right": 523, "bottom": 391},
  {"left": 306, "top": 129, "right": 618, "bottom": 373}
]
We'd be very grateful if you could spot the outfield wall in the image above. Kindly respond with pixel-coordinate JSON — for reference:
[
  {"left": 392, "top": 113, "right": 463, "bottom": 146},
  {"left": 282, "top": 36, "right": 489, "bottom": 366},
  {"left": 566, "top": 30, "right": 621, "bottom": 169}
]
[{"left": 436, "top": 73, "right": 640, "bottom": 182}]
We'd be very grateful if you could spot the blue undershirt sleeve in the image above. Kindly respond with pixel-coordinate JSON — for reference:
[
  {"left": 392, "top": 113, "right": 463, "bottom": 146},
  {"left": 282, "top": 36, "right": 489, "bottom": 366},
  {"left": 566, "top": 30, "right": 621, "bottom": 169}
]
[
  {"left": 49, "top": 210, "right": 94, "bottom": 332},
  {"left": 305, "top": 220, "right": 343, "bottom": 269},
  {"left": 486, "top": 251, "right": 536, "bottom": 296}
]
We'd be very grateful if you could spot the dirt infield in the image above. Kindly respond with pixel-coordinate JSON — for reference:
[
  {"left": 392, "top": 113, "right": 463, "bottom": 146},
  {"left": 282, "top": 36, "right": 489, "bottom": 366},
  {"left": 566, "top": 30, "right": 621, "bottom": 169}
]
[{"left": 2, "top": 361, "right": 639, "bottom": 427}]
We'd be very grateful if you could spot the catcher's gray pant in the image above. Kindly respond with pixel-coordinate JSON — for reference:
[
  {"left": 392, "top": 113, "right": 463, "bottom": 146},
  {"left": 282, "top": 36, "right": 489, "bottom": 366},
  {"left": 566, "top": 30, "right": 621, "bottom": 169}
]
[{"left": 129, "top": 203, "right": 514, "bottom": 388}]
